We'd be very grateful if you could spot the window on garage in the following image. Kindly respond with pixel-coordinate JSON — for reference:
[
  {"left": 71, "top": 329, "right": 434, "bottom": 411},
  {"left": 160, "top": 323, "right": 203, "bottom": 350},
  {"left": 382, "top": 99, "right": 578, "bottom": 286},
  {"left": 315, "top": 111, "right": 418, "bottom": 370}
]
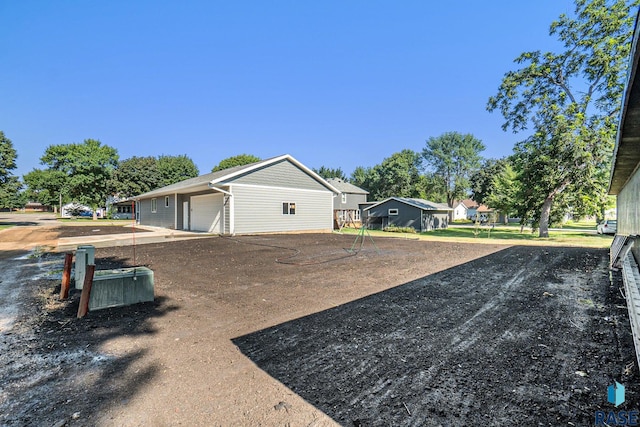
[
  {"left": 282, "top": 202, "right": 296, "bottom": 215},
  {"left": 388, "top": 208, "right": 398, "bottom": 216},
  {"left": 151, "top": 198, "right": 157, "bottom": 213},
  {"left": 165, "top": 196, "right": 170, "bottom": 208}
]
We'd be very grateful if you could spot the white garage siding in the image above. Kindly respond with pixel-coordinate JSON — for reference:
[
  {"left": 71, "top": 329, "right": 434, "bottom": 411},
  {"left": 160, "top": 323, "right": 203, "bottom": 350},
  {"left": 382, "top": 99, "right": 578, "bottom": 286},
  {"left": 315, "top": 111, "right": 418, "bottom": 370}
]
[
  {"left": 232, "top": 185, "right": 333, "bottom": 234},
  {"left": 618, "top": 168, "right": 640, "bottom": 237},
  {"left": 190, "top": 193, "right": 224, "bottom": 233}
]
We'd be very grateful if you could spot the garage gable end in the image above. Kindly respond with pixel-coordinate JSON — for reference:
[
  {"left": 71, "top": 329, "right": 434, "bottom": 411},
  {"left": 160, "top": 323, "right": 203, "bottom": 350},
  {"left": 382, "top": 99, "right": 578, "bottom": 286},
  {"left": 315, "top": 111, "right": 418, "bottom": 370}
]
[{"left": 224, "top": 159, "right": 329, "bottom": 191}]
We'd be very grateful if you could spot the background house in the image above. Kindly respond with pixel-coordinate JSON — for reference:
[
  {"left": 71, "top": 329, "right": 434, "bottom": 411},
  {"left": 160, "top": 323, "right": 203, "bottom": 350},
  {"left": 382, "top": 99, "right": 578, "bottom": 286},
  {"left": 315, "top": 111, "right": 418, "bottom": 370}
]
[
  {"left": 363, "top": 197, "right": 452, "bottom": 232},
  {"left": 133, "top": 154, "right": 339, "bottom": 235},
  {"left": 325, "top": 178, "right": 368, "bottom": 229},
  {"left": 452, "top": 200, "right": 469, "bottom": 221}
]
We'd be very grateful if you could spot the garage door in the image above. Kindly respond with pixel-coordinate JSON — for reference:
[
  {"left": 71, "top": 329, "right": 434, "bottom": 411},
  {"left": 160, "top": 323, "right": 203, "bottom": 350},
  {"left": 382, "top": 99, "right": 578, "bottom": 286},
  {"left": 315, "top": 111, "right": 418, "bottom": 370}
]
[{"left": 190, "top": 193, "right": 223, "bottom": 233}]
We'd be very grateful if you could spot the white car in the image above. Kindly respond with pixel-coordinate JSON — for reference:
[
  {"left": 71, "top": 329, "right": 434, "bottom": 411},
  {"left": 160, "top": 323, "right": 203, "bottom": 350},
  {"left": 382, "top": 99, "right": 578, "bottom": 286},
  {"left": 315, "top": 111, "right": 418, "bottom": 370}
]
[{"left": 596, "top": 219, "right": 617, "bottom": 235}]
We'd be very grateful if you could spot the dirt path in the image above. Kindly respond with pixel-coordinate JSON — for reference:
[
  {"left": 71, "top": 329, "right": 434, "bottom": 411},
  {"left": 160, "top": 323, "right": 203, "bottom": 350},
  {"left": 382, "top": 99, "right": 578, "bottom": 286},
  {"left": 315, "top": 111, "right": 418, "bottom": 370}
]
[{"left": 0, "top": 226, "right": 638, "bottom": 426}]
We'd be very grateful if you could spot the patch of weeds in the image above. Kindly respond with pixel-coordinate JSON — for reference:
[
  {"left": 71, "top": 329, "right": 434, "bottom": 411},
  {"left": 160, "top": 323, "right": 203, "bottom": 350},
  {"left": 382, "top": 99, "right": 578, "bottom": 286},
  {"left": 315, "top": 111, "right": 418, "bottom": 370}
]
[
  {"left": 578, "top": 298, "right": 595, "bottom": 308},
  {"left": 45, "top": 269, "right": 63, "bottom": 276},
  {"left": 28, "top": 246, "right": 46, "bottom": 259}
]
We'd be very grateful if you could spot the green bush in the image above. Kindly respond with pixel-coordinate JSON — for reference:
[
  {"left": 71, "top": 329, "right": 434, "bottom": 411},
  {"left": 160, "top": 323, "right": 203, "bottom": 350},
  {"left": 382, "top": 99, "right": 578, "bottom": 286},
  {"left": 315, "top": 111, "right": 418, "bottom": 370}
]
[{"left": 384, "top": 225, "right": 417, "bottom": 234}]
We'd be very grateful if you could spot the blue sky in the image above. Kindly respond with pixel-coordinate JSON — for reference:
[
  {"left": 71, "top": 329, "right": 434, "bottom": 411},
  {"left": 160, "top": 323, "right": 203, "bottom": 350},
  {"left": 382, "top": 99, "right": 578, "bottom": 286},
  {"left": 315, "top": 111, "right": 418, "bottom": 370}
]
[{"left": 1, "top": 1, "right": 576, "bottom": 179}]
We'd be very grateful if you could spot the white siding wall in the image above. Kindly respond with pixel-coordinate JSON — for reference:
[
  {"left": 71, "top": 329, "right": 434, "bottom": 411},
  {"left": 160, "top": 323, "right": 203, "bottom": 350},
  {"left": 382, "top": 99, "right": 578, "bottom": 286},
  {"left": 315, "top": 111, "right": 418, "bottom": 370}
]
[
  {"left": 618, "top": 167, "right": 640, "bottom": 236},
  {"left": 232, "top": 185, "right": 333, "bottom": 234}
]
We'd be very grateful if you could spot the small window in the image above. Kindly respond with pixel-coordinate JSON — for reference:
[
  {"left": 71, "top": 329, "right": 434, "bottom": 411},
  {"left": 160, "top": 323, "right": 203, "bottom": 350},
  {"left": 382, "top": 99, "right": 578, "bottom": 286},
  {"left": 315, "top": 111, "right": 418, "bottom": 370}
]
[
  {"left": 282, "top": 202, "right": 296, "bottom": 215},
  {"left": 341, "top": 193, "right": 347, "bottom": 204},
  {"left": 388, "top": 208, "right": 398, "bottom": 216},
  {"left": 151, "top": 198, "right": 157, "bottom": 213},
  {"left": 165, "top": 196, "right": 170, "bottom": 208},
  {"left": 354, "top": 210, "right": 361, "bottom": 221}
]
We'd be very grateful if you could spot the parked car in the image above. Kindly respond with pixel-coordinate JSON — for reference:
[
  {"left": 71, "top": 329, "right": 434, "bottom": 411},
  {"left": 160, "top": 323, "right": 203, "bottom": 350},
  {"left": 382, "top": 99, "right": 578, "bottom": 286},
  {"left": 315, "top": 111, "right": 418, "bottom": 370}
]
[{"left": 596, "top": 219, "right": 617, "bottom": 235}]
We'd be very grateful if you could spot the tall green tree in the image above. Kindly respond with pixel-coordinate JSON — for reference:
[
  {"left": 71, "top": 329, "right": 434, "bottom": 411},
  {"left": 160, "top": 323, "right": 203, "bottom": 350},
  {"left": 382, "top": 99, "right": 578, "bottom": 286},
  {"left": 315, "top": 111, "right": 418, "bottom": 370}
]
[
  {"left": 313, "top": 166, "right": 347, "bottom": 180},
  {"left": 487, "top": 0, "right": 638, "bottom": 237},
  {"left": 422, "top": 131, "right": 485, "bottom": 207},
  {"left": 40, "top": 139, "right": 119, "bottom": 219},
  {"left": 486, "top": 161, "right": 520, "bottom": 222},
  {"left": 212, "top": 154, "right": 260, "bottom": 172},
  {"left": 111, "top": 156, "right": 161, "bottom": 198},
  {"left": 157, "top": 154, "right": 199, "bottom": 186},
  {"left": 23, "top": 169, "right": 68, "bottom": 211},
  {"left": 0, "top": 131, "right": 22, "bottom": 210},
  {"left": 349, "top": 166, "right": 372, "bottom": 189},
  {"left": 356, "top": 150, "right": 423, "bottom": 200}
]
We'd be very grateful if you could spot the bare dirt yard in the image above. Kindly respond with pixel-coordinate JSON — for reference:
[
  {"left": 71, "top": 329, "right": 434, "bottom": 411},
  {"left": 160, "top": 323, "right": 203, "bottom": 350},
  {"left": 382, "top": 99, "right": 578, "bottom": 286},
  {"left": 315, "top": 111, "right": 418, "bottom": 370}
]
[{"left": 0, "top": 219, "right": 638, "bottom": 426}]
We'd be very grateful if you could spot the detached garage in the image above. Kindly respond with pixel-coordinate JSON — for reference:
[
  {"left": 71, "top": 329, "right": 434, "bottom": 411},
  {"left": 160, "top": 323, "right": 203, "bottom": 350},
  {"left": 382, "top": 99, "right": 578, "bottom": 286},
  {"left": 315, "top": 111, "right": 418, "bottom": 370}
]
[
  {"left": 134, "top": 154, "right": 339, "bottom": 235},
  {"left": 363, "top": 197, "right": 452, "bottom": 232}
]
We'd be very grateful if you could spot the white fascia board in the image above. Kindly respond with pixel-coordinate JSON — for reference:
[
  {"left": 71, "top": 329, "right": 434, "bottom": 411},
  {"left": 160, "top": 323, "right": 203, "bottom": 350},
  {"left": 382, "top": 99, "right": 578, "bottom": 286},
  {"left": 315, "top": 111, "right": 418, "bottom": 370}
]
[{"left": 363, "top": 197, "right": 394, "bottom": 211}]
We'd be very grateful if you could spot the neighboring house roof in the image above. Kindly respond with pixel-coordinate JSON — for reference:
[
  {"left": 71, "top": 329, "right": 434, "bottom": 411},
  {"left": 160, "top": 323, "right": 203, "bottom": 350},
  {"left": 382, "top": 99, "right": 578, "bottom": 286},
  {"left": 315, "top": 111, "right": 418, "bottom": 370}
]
[
  {"left": 364, "top": 197, "right": 452, "bottom": 212},
  {"left": 325, "top": 178, "right": 369, "bottom": 195},
  {"left": 134, "top": 154, "right": 340, "bottom": 199},
  {"left": 456, "top": 198, "right": 479, "bottom": 209},
  {"left": 476, "top": 205, "right": 493, "bottom": 213},
  {"left": 610, "top": 12, "right": 640, "bottom": 194}
]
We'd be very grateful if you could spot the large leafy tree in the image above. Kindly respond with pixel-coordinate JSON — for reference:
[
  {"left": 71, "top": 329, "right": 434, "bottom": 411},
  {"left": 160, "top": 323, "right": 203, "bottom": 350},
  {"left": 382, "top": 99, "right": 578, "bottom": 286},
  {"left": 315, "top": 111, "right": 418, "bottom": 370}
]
[
  {"left": 23, "top": 169, "right": 68, "bottom": 211},
  {"left": 40, "top": 139, "right": 119, "bottom": 219},
  {"left": 212, "top": 154, "right": 260, "bottom": 172},
  {"left": 111, "top": 156, "right": 161, "bottom": 198},
  {"left": 471, "top": 157, "right": 520, "bottom": 221},
  {"left": 157, "top": 154, "right": 199, "bottom": 186},
  {"left": 0, "top": 131, "right": 22, "bottom": 210},
  {"left": 353, "top": 150, "right": 423, "bottom": 200},
  {"left": 487, "top": 0, "right": 638, "bottom": 237},
  {"left": 422, "top": 131, "right": 485, "bottom": 207},
  {"left": 313, "top": 166, "right": 347, "bottom": 180}
]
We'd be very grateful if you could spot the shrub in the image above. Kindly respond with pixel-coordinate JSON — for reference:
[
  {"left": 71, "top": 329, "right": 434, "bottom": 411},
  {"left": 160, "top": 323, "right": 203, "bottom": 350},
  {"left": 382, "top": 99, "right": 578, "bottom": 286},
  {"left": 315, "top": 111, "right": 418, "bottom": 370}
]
[{"left": 384, "top": 225, "right": 417, "bottom": 234}]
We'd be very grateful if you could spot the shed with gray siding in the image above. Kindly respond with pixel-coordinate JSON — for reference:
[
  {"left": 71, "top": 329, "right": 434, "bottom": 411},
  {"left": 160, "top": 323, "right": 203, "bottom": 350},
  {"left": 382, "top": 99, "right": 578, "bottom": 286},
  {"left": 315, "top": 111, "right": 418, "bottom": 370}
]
[
  {"left": 363, "top": 197, "right": 452, "bottom": 232},
  {"left": 134, "top": 154, "right": 339, "bottom": 235}
]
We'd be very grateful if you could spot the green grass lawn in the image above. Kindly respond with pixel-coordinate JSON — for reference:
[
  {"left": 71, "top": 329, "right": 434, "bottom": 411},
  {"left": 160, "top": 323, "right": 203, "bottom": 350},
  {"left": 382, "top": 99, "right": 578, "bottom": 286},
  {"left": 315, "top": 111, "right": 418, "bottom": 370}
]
[
  {"left": 0, "top": 224, "right": 12, "bottom": 231},
  {"left": 337, "top": 225, "right": 613, "bottom": 248},
  {"left": 553, "top": 220, "right": 599, "bottom": 230}
]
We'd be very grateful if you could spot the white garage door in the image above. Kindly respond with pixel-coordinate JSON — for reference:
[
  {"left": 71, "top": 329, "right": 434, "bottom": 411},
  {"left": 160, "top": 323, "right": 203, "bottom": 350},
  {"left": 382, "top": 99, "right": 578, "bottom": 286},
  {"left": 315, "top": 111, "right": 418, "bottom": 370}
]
[{"left": 190, "top": 193, "right": 223, "bottom": 233}]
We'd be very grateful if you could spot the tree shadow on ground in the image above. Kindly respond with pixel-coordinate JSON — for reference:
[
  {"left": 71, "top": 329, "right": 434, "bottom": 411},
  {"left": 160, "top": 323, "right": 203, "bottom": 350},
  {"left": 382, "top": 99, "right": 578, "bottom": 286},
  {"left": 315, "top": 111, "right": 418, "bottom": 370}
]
[
  {"left": 0, "top": 253, "right": 179, "bottom": 426},
  {"left": 233, "top": 246, "right": 639, "bottom": 426}
]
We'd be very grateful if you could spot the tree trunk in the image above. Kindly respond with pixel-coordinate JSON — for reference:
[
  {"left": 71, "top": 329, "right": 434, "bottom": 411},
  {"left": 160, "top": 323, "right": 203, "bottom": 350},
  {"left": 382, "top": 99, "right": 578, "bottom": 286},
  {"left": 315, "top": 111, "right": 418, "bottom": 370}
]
[{"left": 539, "top": 196, "right": 554, "bottom": 238}]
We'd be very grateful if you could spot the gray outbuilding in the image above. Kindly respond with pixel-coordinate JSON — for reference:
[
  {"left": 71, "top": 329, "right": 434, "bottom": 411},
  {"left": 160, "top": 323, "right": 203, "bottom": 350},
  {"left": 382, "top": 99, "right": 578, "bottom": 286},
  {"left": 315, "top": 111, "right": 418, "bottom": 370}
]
[
  {"left": 133, "top": 154, "right": 339, "bottom": 235},
  {"left": 363, "top": 197, "right": 452, "bottom": 232}
]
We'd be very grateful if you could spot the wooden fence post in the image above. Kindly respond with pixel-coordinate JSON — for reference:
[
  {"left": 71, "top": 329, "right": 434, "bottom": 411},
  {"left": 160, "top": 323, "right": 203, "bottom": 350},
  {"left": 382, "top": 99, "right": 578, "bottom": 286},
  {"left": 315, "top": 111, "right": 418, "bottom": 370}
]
[
  {"left": 77, "top": 264, "right": 95, "bottom": 318},
  {"left": 60, "top": 252, "right": 73, "bottom": 300}
]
